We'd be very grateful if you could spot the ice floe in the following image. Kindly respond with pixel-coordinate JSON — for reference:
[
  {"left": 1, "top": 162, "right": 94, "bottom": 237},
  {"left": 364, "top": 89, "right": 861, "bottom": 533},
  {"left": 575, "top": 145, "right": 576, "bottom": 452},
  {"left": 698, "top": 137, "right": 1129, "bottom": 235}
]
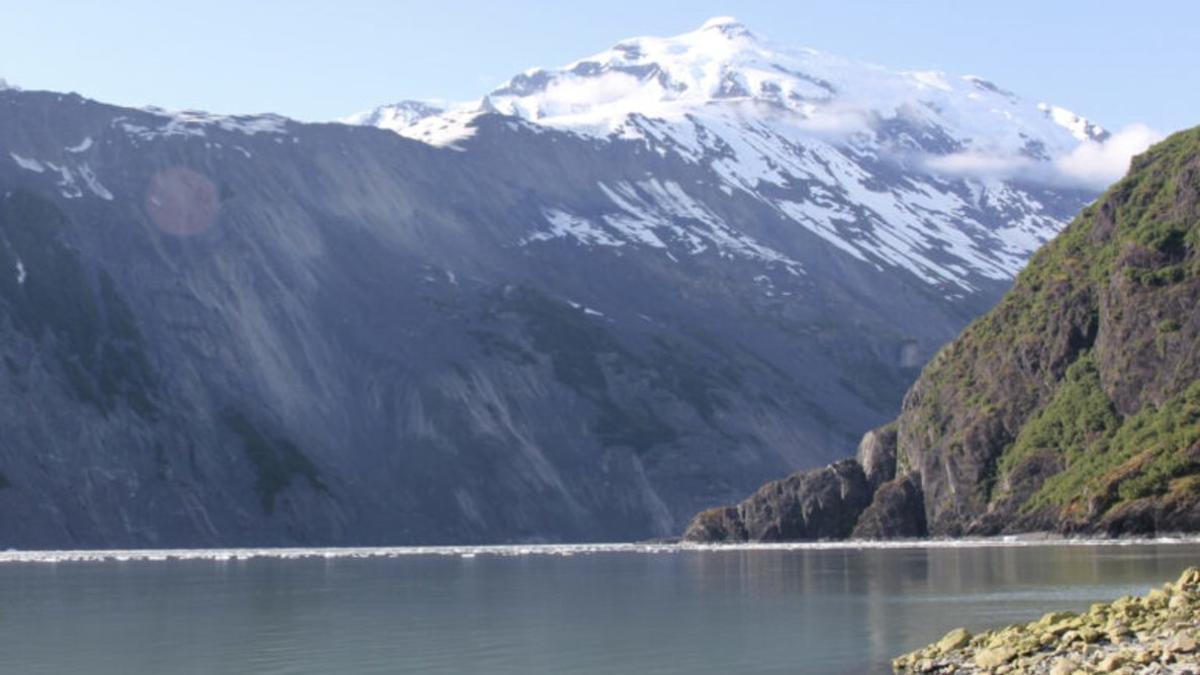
[{"left": 1, "top": 537, "right": 1197, "bottom": 564}]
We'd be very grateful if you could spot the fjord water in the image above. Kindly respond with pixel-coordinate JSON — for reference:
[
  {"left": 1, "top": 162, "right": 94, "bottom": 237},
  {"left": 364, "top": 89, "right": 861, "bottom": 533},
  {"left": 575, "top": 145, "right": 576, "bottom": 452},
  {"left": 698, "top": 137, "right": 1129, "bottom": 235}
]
[{"left": 2, "top": 543, "right": 1196, "bottom": 674}]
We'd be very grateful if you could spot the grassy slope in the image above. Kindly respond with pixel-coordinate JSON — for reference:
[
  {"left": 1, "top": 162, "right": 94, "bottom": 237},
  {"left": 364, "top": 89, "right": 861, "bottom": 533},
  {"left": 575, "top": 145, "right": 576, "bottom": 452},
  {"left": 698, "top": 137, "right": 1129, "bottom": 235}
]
[{"left": 896, "top": 126, "right": 1200, "bottom": 532}]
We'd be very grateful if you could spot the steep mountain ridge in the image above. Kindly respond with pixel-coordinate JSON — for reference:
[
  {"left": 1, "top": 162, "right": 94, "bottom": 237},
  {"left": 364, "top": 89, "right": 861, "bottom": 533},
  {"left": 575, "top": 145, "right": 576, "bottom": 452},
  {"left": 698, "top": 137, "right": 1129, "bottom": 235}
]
[
  {"left": 685, "top": 126, "right": 1200, "bottom": 541},
  {"left": 0, "top": 89, "right": 969, "bottom": 546}
]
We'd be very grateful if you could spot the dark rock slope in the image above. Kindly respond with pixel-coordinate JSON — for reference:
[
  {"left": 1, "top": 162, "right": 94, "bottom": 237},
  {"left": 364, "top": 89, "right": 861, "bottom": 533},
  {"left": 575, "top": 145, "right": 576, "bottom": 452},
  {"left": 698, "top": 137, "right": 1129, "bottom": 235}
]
[
  {"left": 683, "top": 459, "right": 872, "bottom": 542},
  {"left": 685, "top": 126, "right": 1200, "bottom": 542}
]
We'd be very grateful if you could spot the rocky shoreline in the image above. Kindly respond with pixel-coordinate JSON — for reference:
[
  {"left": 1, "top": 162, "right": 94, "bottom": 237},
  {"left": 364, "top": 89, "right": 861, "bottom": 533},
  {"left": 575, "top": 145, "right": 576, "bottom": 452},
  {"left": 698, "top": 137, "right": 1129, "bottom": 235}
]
[{"left": 894, "top": 567, "right": 1200, "bottom": 674}]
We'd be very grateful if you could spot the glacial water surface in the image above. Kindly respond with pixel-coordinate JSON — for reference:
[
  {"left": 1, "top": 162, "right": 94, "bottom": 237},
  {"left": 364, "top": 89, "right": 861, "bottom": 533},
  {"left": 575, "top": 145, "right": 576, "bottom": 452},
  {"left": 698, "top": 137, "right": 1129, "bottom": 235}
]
[{"left": 1, "top": 540, "right": 1197, "bottom": 674}]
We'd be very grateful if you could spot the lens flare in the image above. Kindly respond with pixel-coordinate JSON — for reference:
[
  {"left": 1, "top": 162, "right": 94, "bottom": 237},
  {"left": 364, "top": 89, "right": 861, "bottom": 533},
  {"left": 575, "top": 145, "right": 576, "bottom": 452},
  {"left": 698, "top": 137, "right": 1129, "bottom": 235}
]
[{"left": 144, "top": 167, "right": 219, "bottom": 236}]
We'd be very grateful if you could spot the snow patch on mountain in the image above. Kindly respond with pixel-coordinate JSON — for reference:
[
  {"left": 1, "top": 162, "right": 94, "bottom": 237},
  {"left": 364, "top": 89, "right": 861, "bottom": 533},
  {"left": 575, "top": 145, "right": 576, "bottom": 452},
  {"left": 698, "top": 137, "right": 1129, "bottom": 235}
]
[
  {"left": 530, "top": 209, "right": 625, "bottom": 247},
  {"left": 342, "top": 100, "right": 447, "bottom": 132},
  {"left": 43, "top": 161, "right": 83, "bottom": 199},
  {"left": 393, "top": 108, "right": 482, "bottom": 147},
  {"left": 529, "top": 178, "right": 803, "bottom": 272},
  {"left": 77, "top": 164, "right": 113, "bottom": 200},
  {"left": 10, "top": 152, "right": 45, "bottom": 173},
  {"left": 1038, "top": 102, "right": 1108, "bottom": 142},
  {"left": 10, "top": 152, "right": 113, "bottom": 200},
  {"left": 66, "top": 137, "right": 94, "bottom": 153},
  {"left": 342, "top": 99, "right": 491, "bottom": 147},
  {"left": 117, "top": 109, "right": 290, "bottom": 141}
]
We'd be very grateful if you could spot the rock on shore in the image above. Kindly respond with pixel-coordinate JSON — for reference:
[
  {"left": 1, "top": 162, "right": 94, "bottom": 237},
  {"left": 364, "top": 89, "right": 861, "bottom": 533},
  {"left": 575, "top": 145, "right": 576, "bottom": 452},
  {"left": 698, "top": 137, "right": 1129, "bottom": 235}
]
[
  {"left": 893, "top": 567, "right": 1200, "bottom": 673},
  {"left": 680, "top": 459, "right": 873, "bottom": 541}
]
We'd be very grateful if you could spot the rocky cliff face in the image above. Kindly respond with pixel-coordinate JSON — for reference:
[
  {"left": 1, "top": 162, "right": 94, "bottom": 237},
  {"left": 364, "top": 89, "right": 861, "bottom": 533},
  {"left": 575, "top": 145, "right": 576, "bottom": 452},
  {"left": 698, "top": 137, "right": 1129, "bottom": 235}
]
[
  {"left": 685, "top": 126, "right": 1200, "bottom": 541},
  {"left": 682, "top": 459, "right": 872, "bottom": 542}
]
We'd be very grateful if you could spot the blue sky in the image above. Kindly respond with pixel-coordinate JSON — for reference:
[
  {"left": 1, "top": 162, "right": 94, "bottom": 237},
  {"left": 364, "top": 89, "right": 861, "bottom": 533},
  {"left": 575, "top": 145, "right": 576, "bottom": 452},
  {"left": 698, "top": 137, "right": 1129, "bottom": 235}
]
[{"left": 1, "top": 0, "right": 1195, "bottom": 134}]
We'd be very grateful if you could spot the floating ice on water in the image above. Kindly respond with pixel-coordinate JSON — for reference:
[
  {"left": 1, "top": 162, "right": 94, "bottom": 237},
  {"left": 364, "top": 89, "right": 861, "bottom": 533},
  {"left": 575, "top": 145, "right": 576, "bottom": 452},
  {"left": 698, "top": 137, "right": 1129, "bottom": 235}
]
[{"left": 0, "top": 537, "right": 1196, "bottom": 565}]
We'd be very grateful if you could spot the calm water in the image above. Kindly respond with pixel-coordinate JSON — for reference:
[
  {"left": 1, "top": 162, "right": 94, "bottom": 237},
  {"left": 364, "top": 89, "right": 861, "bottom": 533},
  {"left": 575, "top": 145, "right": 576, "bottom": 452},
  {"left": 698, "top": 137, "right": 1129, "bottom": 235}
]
[{"left": 1, "top": 542, "right": 1197, "bottom": 674}]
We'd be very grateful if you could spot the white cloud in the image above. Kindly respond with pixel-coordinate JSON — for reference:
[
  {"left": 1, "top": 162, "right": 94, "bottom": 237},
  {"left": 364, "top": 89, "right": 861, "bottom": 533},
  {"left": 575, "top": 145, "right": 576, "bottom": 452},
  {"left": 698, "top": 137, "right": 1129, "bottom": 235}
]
[
  {"left": 794, "top": 107, "right": 873, "bottom": 135},
  {"left": 543, "top": 71, "right": 643, "bottom": 110},
  {"left": 771, "top": 99, "right": 877, "bottom": 139},
  {"left": 1053, "top": 124, "right": 1163, "bottom": 189},
  {"left": 924, "top": 151, "right": 1032, "bottom": 179},
  {"left": 920, "top": 124, "right": 1163, "bottom": 190}
]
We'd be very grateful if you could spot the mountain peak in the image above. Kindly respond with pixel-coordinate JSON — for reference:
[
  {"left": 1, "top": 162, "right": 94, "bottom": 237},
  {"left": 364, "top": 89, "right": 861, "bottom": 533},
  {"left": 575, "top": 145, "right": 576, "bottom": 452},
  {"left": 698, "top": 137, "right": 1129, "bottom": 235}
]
[
  {"left": 465, "top": 21, "right": 1089, "bottom": 162},
  {"left": 1037, "top": 102, "right": 1109, "bottom": 142},
  {"left": 696, "top": 16, "right": 754, "bottom": 39},
  {"left": 341, "top": 99, "right": 446, "bottom": 132},
  {"left": 348, "top": 19, "right": 1137, "bottom": 194},
  {"left": 699, "top": 15, "right": 741, "bottom": 29}
]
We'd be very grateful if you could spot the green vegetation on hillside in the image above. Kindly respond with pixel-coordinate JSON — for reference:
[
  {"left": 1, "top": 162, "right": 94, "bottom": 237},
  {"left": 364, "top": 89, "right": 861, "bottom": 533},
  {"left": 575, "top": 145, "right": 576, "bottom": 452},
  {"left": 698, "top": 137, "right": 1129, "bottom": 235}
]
[
  {"left": 997, "top": 354, "right": 1118, "bottom": 483},
  {"left": 893, "top": 126, "right": 1200, "bottom": 534},
  {"left": 1026, "top": 381, "right": 1200, "bottom": 514}
]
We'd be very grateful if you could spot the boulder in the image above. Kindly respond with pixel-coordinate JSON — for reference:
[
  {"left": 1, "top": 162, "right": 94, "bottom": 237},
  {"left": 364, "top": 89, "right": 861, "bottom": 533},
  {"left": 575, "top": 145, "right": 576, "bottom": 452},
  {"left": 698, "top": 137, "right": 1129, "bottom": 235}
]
[
  {"left": 682, "top": 459, "right": 872, "bottom": 542},
  {"left": 856, "top": 424, "right": 898, "bottom": 489},
  {"left": 851, "top": 473, "right": 927, "bottom": 539}
]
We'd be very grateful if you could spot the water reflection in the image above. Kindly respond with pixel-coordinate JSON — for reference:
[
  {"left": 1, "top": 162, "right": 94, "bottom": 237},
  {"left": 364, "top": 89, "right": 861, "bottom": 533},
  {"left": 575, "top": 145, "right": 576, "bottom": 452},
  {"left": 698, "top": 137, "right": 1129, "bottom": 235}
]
[
  {"left": 0, "top": 544, "right": 1195, "bottom": 674},
  {"left": 683, "top": 545, "right": 1195, "bottom": 673}
]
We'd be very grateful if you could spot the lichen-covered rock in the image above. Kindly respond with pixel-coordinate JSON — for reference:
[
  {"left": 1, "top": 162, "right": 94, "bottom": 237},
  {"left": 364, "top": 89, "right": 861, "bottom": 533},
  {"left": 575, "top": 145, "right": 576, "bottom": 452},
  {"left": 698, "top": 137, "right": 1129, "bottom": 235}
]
[
  {"left": 936, "top": 628, "right": 972, "bottom": 653},
  {"left": 973, "top": 646, "right": 1016, "bottom": 668},
  {"left": 857, "top": 424, "right": 899, "bottom": 489},
  {"left": 893, "top": 566, "right": 1200, "bottom": 673}
]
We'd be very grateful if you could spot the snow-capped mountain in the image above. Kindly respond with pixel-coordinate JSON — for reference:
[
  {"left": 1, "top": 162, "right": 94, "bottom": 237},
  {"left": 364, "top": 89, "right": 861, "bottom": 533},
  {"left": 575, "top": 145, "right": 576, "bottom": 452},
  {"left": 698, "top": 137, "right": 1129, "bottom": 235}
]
[
  {"left": 351, "top": 17, "right": 1110, "bottom": 294},
  {"left": 0, "top": 19, "right": 1127, "bottom": 548},
  {"left": 341, "top": 100, "right": 446, "bottom": 133}
]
